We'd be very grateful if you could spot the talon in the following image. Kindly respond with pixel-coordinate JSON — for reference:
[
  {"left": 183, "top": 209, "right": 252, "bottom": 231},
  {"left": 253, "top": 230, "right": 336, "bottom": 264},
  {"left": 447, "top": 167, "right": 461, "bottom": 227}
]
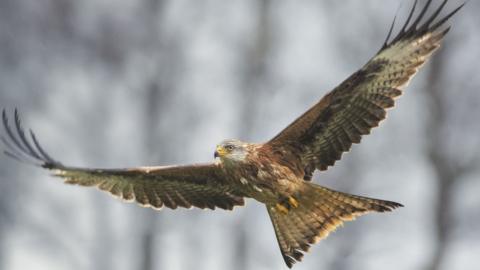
[
  {"left": 275, "top": 203, "right": 289, "bottom": 214},
  {"left": 288, "top": 196, "right": 299, "bottom": 208}
]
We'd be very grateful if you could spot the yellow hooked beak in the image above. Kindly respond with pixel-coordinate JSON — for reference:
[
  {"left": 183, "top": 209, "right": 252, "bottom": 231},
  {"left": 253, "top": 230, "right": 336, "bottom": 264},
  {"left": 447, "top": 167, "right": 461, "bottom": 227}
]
[{"left": 214, "top": 145, "right": 227, "bottom": 158}]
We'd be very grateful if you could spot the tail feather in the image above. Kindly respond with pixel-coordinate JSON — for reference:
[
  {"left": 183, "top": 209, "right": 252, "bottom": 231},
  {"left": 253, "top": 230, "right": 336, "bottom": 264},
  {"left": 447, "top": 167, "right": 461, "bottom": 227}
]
[{"left": 267, "top": 182, "right": 402, "bottom": 268}]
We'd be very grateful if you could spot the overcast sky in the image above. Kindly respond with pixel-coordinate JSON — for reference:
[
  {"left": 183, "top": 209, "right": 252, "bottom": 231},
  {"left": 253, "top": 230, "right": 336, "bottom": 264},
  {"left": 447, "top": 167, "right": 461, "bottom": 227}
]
[{"left": 0, "top": 1, "right": 479, "bottom": 270}]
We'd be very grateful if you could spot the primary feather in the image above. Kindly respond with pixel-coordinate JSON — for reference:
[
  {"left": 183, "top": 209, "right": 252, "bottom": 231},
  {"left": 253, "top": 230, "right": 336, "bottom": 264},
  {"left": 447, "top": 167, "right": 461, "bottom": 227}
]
[
  {"left": 268, "top": 0, "right": 463, "bottom": 180},
  {"left": 1, "top": 109, "right": 244, "bottom": 211},
  {"left": 1, "top": 1, "right": 463, "bottom": 268}
]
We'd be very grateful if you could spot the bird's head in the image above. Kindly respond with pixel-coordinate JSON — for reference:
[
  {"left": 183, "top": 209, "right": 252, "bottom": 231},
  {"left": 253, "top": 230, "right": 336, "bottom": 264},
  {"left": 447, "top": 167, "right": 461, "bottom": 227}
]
[{"left": 214, "top": 139, "right": 248, "bottom": 163}]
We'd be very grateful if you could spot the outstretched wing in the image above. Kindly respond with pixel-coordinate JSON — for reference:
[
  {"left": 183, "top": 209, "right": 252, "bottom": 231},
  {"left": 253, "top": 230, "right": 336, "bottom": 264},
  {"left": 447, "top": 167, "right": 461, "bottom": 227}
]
[
  {"left": 1, "top": 109, "right": 245, "bottom": 210},
  {"left": 267, "top": 0, "right": 463, "bottom": 179}
]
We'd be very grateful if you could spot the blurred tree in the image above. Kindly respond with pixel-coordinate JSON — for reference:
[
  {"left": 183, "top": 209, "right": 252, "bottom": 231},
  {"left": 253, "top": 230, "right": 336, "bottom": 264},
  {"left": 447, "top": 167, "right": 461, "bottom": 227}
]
[
  {"left": 1, "top": 1, "right": 480, "bottom": 270},
  {"left": 424, "top": 40, "right": 479, "bottom": 270},
  {"left": 234, "top": 0, "right": 273, "bottom": 269},
  {"left": 140, "top": 84, "right": 162, "bottom": 270},
  {"left": 324, "top": 152, "right": 366, "bottom": 270},
  {"left": 0, "top": 132, "right": 16, "bottom": 270},
  {"left": 136, "top": 1, "right": 190, "bottom": 269},
  {"left": 0, "top": 11, "right": 13, "bottom": 263},
  {"left": 138, "top": 1, "right": 167, "bottom": 270}
]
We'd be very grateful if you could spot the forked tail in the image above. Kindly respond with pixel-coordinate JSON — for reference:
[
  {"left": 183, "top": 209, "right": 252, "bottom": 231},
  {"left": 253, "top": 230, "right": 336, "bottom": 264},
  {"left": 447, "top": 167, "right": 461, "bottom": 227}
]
[{"left": 267, "top": 182, "right": 402, "bottom": 268}]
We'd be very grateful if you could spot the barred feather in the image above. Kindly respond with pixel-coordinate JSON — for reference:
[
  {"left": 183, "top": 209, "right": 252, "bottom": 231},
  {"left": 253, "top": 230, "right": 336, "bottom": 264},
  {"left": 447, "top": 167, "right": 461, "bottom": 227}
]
[
  {"left": 268, "top": 0, "right": 463, "bottom": 178},
  {"left": 268, "top": 182, "right": 402, "bottom": 268},
  {"left": 1, "top": 109, "right": 245, "bottom": 211}
]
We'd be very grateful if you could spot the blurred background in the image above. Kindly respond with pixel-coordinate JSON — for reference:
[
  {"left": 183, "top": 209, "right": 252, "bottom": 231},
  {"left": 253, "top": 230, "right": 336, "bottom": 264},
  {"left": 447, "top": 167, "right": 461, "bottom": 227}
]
[{"left": 0, "top": 0, "right": 479, "bottom": 269}]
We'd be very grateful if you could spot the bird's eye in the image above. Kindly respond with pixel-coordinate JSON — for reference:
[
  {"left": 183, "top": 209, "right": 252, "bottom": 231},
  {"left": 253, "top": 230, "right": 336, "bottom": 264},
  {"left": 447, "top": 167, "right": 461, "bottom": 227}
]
[{"left": 225, "top": 145, "right": 234, "bottom": 151}]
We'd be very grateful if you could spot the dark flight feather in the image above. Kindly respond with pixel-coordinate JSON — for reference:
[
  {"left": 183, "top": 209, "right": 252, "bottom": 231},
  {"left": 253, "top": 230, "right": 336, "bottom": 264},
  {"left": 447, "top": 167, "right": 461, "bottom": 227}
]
[
  {"left": 1, "top": 109, "right": 244, "bottom": 211},
  {"left": 0, "top": 1, "right": 463, "bottom": 268},
  {"left": 267, "top": 0, "right": 463, "bottom": 178}
]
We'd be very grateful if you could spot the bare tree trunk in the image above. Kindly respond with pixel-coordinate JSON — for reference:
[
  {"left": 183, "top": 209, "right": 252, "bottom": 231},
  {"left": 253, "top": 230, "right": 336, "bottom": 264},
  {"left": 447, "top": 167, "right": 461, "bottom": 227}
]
[
  {"left": 92, "top": 198, "right": 113, "bottom": 270},
  {"left": 234, "top": 1, "right": 273, "bottom": 269},
  {"left": 140, "top": 83, "right": 163, "bottom": 270},
  {"left": 137, "top": 1, "right": 169, "bottom": 269},
  {"left": 0, "top": 147, "right": 11, "bottom": 270},
  {"left": 237, "top": 0, "right": 273, "bottom": 140},
  {"left": 424, "top": 42, "right": 473, "bottom": 270},
  {"left": 0, "top": 175, "right": 12, "bottom": 270},
  {"left": 326, "top": 152, "right": 365, "bottom": 270},
  {"left": 139, "top": 211, "right": 157, "bottom": 270},
  {"left": 0, "top": 229, "right": 4, "bottom": 270}
]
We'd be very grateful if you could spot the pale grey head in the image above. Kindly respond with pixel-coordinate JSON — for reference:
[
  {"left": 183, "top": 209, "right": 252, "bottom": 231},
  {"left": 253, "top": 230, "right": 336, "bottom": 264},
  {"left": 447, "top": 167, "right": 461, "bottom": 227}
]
[{"left": 214, "top": 139, "right": 248, "bottom": 162}]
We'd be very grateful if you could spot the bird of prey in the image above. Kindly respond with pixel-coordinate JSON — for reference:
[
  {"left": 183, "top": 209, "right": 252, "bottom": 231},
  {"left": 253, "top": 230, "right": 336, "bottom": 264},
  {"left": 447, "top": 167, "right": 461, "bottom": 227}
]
[{"left": 1, "top": 0, "right": 462, "bottom": 267}]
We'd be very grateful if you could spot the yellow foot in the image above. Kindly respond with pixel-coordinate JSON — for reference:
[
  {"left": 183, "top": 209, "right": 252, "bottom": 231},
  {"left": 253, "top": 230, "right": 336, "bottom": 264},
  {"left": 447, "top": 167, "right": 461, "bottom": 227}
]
[
  {"left": 275, "top": 196, "right": 299, "bottom": 214},
  {"left": 275, "top": 203, "right": 289, "bottom": 214},
  {"left": 288, "top": 196, "right": 299, "bottom": 208}
]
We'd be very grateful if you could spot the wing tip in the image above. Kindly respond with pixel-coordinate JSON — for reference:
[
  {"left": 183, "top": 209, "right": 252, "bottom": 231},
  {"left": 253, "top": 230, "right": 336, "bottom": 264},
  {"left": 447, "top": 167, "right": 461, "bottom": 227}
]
[
  {"left": 1, "top": 108, "right": 61, "bottom": 169},
  {"left": 283, "top": 254, "right": 296, "bottom": 268},
  {"left": 382, "top": 0, "right": 464, "bottom": 50}
]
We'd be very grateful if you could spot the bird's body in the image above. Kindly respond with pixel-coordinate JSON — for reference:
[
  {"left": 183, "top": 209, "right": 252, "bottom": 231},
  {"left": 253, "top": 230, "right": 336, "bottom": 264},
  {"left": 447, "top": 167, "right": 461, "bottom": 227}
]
[
  {"left": 1, "top": 0, "right": 463, "bottom": 268},
  {"left": 219, "top": 141, "right": 304, "bottom": 205}
]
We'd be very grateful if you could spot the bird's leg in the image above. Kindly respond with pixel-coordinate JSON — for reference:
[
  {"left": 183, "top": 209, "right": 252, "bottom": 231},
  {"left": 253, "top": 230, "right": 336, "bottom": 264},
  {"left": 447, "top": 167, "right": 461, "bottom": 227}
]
[
  {"left": 275, "top": 196, "right": 299, "bottom": 214},
  {"left": 288, "top": 196, "right": 299, "bottom": 208},
  {"left": 275, "top": 203, "right": 289, "bottom": 214}
]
